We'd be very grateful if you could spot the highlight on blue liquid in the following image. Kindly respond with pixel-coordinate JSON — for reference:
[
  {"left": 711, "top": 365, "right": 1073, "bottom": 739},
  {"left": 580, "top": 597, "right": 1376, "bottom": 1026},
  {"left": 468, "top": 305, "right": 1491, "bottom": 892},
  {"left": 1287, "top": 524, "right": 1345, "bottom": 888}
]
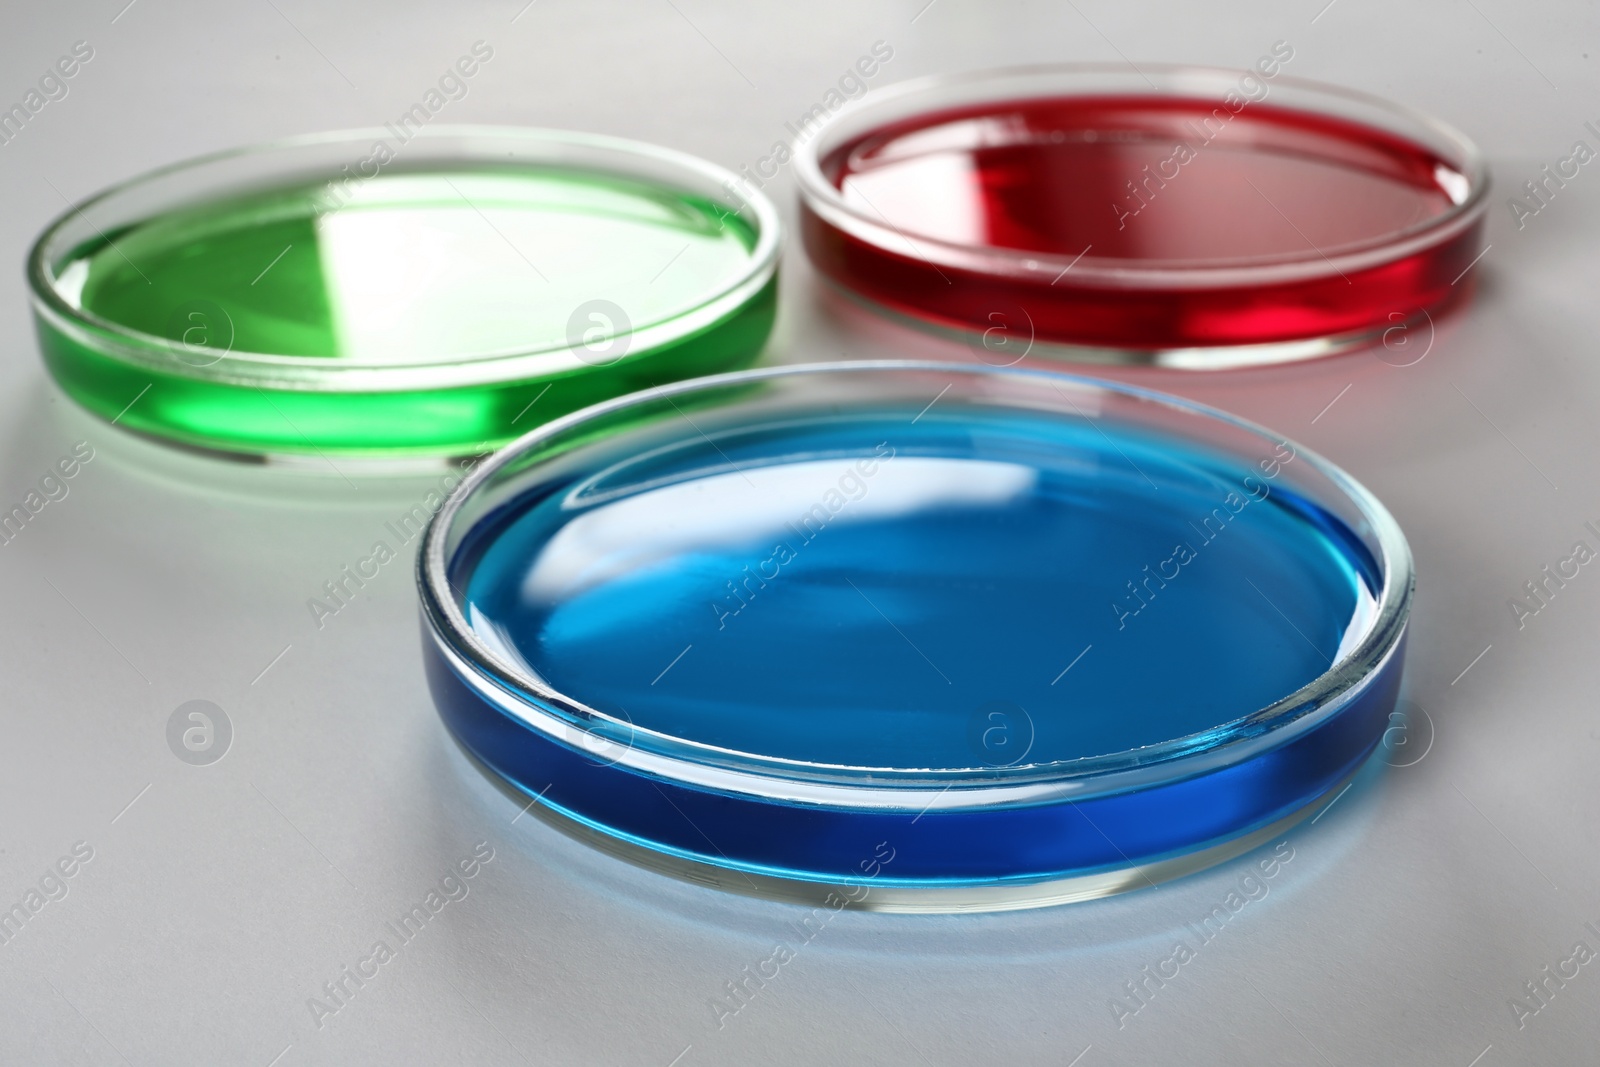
[{"left": 418, "top": 361, "right": 1413, "bottom": 910}]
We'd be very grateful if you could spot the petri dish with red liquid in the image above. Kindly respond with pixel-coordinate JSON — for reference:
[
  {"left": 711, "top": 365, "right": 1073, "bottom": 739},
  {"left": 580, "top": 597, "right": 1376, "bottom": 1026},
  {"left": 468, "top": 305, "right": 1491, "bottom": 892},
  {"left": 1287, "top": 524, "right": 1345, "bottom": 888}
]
[{"left": 796, "top": 65, "right": 1488, "bottom": 368}]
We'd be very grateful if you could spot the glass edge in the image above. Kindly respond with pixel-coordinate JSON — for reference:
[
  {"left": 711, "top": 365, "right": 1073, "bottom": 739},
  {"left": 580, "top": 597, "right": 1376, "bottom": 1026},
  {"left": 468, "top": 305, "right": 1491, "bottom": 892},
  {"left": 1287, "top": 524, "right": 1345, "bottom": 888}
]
[
  {"left": 417, "top": 359, "right": 1414, "bottom": 804},
  {"left": 25, "top": 124, "right": 783, "bottom": 386},
  {"left": 790, "top": 62, "right": 1490, "bottom": 286}
]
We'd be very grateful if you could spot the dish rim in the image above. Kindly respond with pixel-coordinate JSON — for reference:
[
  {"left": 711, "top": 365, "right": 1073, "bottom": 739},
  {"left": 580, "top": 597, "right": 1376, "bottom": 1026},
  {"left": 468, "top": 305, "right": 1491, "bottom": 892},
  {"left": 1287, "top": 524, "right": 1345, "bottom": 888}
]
[
  {"left": 791, "top": 62, "right": 1489, "bottom": 291},
  {"left": 27, "top": 124, "right": 782, "bottom": 392},
  {"left": 419, "top": 359, "right": 1414, "bottom": 808}
]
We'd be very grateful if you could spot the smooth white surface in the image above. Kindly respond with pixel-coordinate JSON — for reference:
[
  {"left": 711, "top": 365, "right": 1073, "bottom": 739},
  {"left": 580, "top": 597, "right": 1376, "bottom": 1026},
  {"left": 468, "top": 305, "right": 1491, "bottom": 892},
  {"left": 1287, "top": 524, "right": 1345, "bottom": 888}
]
[{"left": 0, "top": 2, "right": 1596, "bottom": 1064}]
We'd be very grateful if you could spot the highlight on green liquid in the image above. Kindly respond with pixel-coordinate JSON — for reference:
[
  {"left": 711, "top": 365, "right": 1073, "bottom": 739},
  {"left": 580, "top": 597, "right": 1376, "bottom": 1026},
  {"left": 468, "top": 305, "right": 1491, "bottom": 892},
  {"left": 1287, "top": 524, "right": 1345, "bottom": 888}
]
[{"left": 30, "top": 132, "right": 779, "bottom": 460}]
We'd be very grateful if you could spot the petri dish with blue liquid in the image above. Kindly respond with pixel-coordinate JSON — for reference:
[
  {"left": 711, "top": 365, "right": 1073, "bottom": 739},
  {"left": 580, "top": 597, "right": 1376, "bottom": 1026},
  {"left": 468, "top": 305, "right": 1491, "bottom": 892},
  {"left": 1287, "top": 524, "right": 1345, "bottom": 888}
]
[{"left": 420, "top": 362, "right": 1412, "bottom": 910}]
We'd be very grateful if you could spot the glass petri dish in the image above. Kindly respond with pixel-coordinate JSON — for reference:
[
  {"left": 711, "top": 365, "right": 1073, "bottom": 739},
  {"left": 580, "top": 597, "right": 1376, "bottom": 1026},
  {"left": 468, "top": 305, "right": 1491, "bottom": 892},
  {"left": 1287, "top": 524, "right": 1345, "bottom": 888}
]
[
  {"left": 794, "top": 65, "right": 1488, "bottom": 368},
  {"left": 419, "top": 361, "right": 1413, "bottom": 911},
  {"left": 28, "top": 127, "right": 779, "bottom": 461}
]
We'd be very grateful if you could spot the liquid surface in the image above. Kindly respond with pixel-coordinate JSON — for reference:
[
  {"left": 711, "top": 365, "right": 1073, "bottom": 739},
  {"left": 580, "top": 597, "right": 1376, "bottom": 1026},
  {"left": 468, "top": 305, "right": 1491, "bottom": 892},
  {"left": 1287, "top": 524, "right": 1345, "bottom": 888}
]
[
  {"left": 62, "top": 166, "right": 759, "bottom": 363},
  {"left": 459, "top": 407, "right": 1378, "bottom": 770},
  {"left": 828, "top": 96, "right": 1462, "bottom": 263}
]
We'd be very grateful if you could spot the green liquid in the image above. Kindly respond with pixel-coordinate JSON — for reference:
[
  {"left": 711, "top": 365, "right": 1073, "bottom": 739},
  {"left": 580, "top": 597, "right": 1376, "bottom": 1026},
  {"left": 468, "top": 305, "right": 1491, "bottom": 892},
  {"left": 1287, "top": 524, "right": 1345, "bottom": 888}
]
[{"left": 39, "top": 165, "right": 774, "bottom": 457}]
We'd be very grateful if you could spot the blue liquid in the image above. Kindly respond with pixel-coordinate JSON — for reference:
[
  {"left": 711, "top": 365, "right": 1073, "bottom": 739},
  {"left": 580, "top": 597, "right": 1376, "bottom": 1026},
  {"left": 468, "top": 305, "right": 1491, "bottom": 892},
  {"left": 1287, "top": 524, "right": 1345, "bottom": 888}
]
[{"left": 458, "top": 406, "right": 1378, "bottom": 770}]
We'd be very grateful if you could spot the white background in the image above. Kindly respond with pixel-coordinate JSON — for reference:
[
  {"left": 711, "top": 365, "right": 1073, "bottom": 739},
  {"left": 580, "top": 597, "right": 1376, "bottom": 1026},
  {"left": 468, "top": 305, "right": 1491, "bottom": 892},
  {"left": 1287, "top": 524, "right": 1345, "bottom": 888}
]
[{"left": 0, "top": 1, "right": 1597, "bottom": 1064}]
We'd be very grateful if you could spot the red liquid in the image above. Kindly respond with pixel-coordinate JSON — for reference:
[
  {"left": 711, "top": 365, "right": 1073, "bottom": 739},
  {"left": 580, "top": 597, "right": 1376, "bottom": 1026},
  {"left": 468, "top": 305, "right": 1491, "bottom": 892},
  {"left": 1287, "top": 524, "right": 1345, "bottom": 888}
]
[{"left": 803, "top": 96, "right": 1485, "bottom": 352}]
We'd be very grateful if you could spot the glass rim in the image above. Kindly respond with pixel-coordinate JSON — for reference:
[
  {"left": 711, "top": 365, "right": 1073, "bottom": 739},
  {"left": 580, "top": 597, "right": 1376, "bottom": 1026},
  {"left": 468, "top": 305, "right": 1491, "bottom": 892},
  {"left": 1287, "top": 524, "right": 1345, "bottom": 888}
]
[
  {"left": 793, "top": 62, "right": 1490, "bottom": 290},
  {"left": 26, "top": 124, "right": 782, "bottom": 392},
  {"left": 419, "top": 359, "right": 1415, "bottom": 807}
]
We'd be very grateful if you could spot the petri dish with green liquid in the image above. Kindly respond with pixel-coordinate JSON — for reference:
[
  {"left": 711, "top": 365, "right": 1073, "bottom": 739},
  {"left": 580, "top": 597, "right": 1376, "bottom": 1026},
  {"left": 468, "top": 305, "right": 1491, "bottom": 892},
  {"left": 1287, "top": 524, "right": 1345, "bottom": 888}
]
[{"left": 28, "top": 127, "right": 779, "bottom": 462}]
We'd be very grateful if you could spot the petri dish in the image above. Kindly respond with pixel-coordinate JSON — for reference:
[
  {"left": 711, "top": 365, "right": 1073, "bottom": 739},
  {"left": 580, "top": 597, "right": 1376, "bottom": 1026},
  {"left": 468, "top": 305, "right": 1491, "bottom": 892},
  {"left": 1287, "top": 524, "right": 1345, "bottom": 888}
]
[
  {"left": 795, "top": 65, "right": 1488, "bottom": 368},
  {"left": 28, "top": 127, "right": 779, "bottom": 461},
  {"left": 419, "top": 361, "right": 1413, "bottom": 910}
]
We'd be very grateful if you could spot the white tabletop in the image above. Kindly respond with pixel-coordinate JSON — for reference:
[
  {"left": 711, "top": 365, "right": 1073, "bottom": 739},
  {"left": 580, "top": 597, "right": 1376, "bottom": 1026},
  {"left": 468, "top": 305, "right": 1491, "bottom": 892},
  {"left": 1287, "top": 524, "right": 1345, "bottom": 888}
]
[{"left": 1, "top": 1, "right": 1595, "bottom": 1064}]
